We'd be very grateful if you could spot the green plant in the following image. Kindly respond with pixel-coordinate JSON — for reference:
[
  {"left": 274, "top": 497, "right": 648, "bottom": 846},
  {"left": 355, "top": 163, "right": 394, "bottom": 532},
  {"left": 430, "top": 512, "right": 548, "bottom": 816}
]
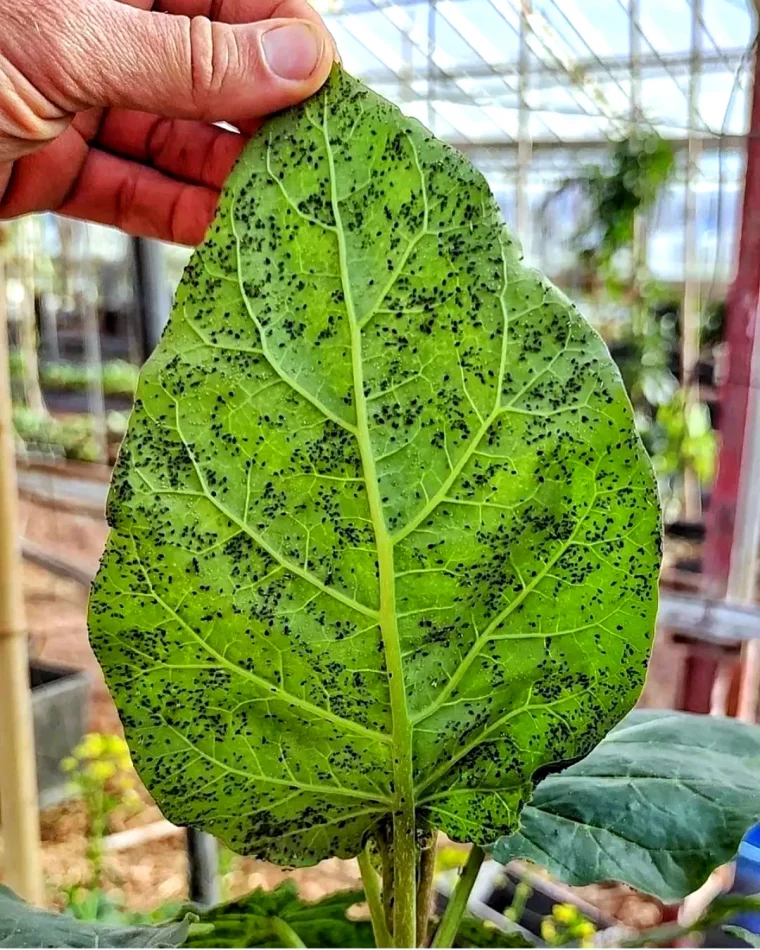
[
  {"left": 77, "top": 66, "right": 760, "bottom": 949},
  {"left": 181, "top": 883, "right": 374, "bottom": 948},
  {"left": 60, "top": 733, "right": 140, "bottom": 913},
  {"left": 561, "top": 132, "right": 674, "bottom": 277},
  {"left": 648, "top": 390, "right": 716, "bottom": 484},
  {"left": 641, "top": 388, "right": 717, "bottom": 518},
  {"left": 8, "top": 356, "right": 140, "bottom": 397},
  {"left": 0, "top": 887, "right": 194, "bottom": 949},
  {"left": 540, "top": 903, "right": 595, "bottom": 947},
  {"left": 13, "top": 407, "right": 126, "bottom": 461}
]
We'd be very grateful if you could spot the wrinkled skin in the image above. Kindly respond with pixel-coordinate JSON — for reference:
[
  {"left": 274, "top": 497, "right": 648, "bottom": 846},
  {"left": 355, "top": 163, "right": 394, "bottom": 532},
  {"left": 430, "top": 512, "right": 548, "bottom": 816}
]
[{"left": 0, "top": 0, "right": 335, "bottom": 244}]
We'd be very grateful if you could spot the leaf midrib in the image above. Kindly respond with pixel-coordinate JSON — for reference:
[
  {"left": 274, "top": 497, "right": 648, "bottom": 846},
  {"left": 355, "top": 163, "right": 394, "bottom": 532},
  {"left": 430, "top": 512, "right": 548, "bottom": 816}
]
[{"left": 318, "top": 101, "right": 416, "bottom": 827}]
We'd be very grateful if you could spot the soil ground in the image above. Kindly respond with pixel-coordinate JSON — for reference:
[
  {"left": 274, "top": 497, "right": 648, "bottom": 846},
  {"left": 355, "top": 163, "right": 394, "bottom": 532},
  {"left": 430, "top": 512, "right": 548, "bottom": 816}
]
[{"left": 2, "top": 494, "right": 679, "bottom": 927}]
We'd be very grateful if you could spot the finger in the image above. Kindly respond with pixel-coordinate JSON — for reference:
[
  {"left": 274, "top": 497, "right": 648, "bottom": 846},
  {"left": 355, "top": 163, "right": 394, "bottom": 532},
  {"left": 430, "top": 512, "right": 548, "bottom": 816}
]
[
  {"left": 116, "top": 0, "right": 339, "bottom": 64},
  {"left": 37, "top": 1, "right": 334, "bottom": 123},
  {"left": 164, "top": 0, "right": 326, "bottom": 31},
  {"left": 58, "top": 147, "right": 219, "bottom": 245},
  {"left": 116, "top": 0, "right": 327, "bottom": 33},
  {"left": 95, "top": 110, "right": 247, "bottom": 189},
  {"left": 0, "top": 126, "right": 89, "bottom": 218}
]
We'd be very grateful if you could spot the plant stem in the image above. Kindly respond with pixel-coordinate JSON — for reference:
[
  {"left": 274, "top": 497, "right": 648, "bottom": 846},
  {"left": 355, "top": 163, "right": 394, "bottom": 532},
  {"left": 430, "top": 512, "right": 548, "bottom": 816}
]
[
  {"left": 505, "top": 880, "right": 531, "bottom": 923},
  {"left": 271, "top": 917, "right": 306, "bottom": 948},
  {"left": 416, "top": 839, "right": 437, "bottom": 946},
  {"left": 358, "top": 844, "right": 393, "bottom": 948},
  {"left": 430, "top": 846, "right": 485, "bottom": 949},
  {"left": 378, "top": 831, "right": 395, "bottom": 939},
  {"left": 392, "top": 811, "right": 418, "bottom": 947}
]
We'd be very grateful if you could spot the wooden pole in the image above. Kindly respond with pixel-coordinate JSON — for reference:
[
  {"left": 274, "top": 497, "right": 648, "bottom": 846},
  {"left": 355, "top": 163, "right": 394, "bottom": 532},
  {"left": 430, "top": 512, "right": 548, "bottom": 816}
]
[
  {"left": 78, "top": 227, "right": 107, "bottom": 463},
  {"left": 0, "top": 254, "right": 44, "bottom": 904},
  {"left": 703, "top": 41, "right": 760, "bottom": 597},
  {"left": 16, "top": 219, "right": 44, "bottom": 415},
  {"left": 681, "top": 0, "right": 702, "bottom": 523},
  {"left": 515, "top": 0, "right": 533, "bottom": 257}
]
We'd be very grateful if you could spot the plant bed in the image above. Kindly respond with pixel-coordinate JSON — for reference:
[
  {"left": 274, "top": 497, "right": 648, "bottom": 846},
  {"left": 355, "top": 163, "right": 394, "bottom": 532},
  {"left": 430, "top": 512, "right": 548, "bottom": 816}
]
[
  {"left": 30, "top": 662, "right": 90, "bottom": 808},
  {"left": 42, "top": 389, "right": 134, "bottom": 415},
  {"left": 16, "top": 455, "right": 114, "bottom": 484}
]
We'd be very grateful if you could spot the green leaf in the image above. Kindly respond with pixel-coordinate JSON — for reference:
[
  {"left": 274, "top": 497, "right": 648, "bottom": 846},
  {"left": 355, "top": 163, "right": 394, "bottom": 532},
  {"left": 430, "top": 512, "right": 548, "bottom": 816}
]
[
  {"left": 88, "top": 66, "right": 660, "bottom": 863},
  {"left": 724, "top": 925, "right": 760, "bottom": 947},
  {"left": 181, "top": 883, "right": 372, "bottom": 948},
  {"left": 492, "top": 710, "right": 760, "bottom": 900},
  {"left": 452, "top": 917, "right": 534, "bottom": 948},
  {"left": 0, "top": 887, "right": 190, "bottom": 949}
]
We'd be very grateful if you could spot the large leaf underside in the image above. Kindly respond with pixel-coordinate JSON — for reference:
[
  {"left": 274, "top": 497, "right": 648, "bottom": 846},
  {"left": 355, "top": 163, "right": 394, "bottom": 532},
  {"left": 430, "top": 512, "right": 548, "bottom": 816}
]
[{"left": 89, "top": 67, "right": 661, "bottom": 864}]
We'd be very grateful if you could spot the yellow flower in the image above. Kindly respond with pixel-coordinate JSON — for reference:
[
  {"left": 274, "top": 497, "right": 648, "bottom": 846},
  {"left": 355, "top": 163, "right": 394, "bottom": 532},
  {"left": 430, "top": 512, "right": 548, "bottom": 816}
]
[
  {"left": 553, "top": 903, "right": 577, "bottom": 924},
  {"left": 105, "top": 734, "right": 128, "bottom": 756},
  {"left": 80, "top": 733, "right": 106, "bottom": 758},
  {"left": 576, "top": 921, "right": 596, "bottom": 938},
  {"left": 541, "top": 920, "right": 557, "bottom": 942},
  {"left": 117, "top": 755, "right": 132, "bottom": 773},
  {"left": 87, "top": 760, "right": 116, "bottom": 782},
  {"left": 580, "top": 938, "right": 595, "bottom": 949},
  {"left": 60, "top": 756, "right": 78, "bottom": 773}
]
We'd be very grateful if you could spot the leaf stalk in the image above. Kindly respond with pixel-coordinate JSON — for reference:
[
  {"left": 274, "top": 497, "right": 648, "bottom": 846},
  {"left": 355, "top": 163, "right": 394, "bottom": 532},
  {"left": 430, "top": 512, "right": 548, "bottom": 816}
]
[
  {"left": 430, "top": 846, "right": 485, "bottom": 949},
  {"left": 416, "top": 837, "right": 437, "bottom": 946},
  {"left": 271, "top": 917, "right": 306, "bottom": 948},
  {"left": 359, "top": 844, "right": 393, "bottom": 948}
]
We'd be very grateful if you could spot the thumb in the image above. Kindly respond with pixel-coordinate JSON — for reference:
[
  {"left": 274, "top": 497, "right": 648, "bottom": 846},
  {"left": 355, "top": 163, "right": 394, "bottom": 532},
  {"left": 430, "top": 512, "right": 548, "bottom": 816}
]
[{"left": 54, "top": 2, "right": 335, "bottom": 123}]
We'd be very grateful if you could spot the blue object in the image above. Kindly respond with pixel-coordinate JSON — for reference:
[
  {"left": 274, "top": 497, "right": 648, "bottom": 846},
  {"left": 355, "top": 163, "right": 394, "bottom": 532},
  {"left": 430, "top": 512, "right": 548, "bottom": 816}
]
[{"left": 730, "top": 823, "right": 760, "bottom": 936}]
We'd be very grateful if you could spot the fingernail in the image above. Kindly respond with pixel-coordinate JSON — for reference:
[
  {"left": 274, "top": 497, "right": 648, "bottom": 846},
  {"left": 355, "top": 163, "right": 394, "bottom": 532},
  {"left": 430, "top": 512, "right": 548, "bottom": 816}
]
[{"left": 262, "top": 23, "right": 323, "bottom": 81}]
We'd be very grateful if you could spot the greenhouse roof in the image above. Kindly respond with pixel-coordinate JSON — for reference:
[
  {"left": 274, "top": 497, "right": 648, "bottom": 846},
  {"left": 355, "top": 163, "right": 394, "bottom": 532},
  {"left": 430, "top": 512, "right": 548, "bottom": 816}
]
[{"left": 322, "top": 0, "right": 756, "bottom": 150}]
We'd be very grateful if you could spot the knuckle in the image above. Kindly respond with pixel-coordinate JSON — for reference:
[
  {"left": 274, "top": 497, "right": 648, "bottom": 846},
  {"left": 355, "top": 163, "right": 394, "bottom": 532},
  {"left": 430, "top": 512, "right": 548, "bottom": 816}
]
[
  {"left": 0, "top": 165, "right": 13, "bottom": 217},
  {"left": 208, "top": 0, "right": 228, "bottom": 19},
  {"left": 0, "top": 0, "right": 79, "bottom": 140},
  {"left": 0, "top": 61, "right": 71, "bottom": 146},
  {"left": 145, "top": 116, "right": 175, "bottom": 164},
  {"left": 167, "top": 185, "right": 189, "bottom": 245},
  {"left": 114, "top": 167, "right": 141, "bottom": 229},
  {"left": 3, "top": 0, "right": 103, "bottom": 112},
  {"left": 188, "top": 17, "right": 241, "bottom": 117}
]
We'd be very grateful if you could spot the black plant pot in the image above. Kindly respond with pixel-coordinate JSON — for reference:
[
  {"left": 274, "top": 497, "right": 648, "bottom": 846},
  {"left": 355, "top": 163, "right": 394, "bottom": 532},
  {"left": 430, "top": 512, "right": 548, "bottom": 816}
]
[
  {"left": 30, "top": 662, "right": 90, "bottom": 807},
  {"left": 664, "top": 520, "right": 706, "bottom": 542}
]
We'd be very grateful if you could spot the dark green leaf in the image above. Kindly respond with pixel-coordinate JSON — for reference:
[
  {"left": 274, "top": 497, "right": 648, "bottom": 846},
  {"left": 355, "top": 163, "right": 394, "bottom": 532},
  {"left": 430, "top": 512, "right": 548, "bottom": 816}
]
[
  {"left": 0, "top": 887, "right": 190, "bottom": 949},
  {"left": 88, "top": 65, "right": 660, "bottom": 863},
  {"left": 181, "top": 883, "right": 372, "bottom": 948},
  {"left": 493, "top": 710, "right": 760, "bottom": 900},
  {"left": 724, "top": 925, "right": 760, "bottom": 947},
  {"left": 452, "top": 917, "right": 534, "bottom": 948}
]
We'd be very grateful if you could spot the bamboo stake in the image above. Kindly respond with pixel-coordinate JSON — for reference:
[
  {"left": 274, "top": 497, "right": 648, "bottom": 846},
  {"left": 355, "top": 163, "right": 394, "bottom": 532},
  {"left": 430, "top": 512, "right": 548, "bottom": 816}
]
[
  {"left": 78, "top": 226, "right": 107, "bottom": 464},
  {"left": 0, "top": 254, "right": 44, "bottom": 904},
  {"left": 16, "top": 219, "right": 44, "bottom": 415}
]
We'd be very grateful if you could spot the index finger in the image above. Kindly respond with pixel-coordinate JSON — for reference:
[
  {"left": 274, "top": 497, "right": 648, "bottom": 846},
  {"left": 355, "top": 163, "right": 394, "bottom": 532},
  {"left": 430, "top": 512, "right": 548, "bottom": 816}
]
[{"left": 115, "top": 0, "right": 327, "bottom": 31}]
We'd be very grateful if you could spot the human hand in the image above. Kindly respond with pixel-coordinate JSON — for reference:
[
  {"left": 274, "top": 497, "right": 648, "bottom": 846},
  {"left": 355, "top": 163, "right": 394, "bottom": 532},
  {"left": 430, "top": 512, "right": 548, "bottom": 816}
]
[{"left": 0, "top": 0, "right": 335, "bottom": 244}]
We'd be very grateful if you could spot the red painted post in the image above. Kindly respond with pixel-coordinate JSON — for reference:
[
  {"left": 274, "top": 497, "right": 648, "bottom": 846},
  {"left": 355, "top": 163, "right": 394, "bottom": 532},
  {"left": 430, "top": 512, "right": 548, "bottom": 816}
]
[
  {"left": 676, "top": 44, "right": 760, "bottom": 714},
  {"left": 702, "top": 46, "right": 760, "bottom": 596}
]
